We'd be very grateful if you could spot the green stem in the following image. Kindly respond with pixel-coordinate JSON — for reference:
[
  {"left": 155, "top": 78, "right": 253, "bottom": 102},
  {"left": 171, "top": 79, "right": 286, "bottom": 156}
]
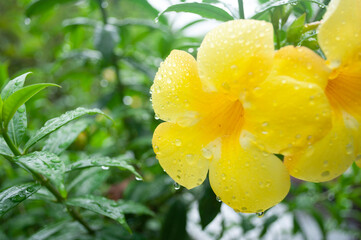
[
  {"left": 2, "top": 130, "right": 21, "bottom": 156},
  {"left": 237, "top": 0, "right": 244, "bottom": 19},
  {"left": 1, "top": 128, "right": 95, "bottom": 235},
  {"left": 97, "top": 0, "right": 108, "bottom": 24}
]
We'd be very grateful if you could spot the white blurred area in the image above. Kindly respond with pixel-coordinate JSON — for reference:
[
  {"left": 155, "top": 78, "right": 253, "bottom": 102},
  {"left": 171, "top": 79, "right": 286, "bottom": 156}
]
[{"left": 148, "top": 0, "right": 260, "bottom": 37}]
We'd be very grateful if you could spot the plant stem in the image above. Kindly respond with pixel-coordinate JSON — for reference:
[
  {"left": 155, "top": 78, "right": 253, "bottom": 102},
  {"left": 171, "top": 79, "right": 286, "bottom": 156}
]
[
  {"left": 237, "top": 0, "right": 245, "bottom": 19},
  {"left": 97, "top": 0, "right": 108, "bottom": 24},
  {"left": 2, "top": 130, "right": 21, "bottom": 156},
  {"left": 1, "top": 128, "right": 95, "bottom": 235}
]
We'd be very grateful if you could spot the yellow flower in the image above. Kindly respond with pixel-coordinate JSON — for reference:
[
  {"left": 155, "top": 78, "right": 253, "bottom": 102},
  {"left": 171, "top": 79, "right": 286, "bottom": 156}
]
[
  {"left": 151, "top": 20, "right": 332, "bottom": 213},
  {"left": 284, "top": 0, "right": 361, "bottom": 182}
]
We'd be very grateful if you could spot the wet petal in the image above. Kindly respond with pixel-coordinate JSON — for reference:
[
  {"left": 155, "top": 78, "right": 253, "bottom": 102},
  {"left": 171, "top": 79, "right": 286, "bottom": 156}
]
[
  {"left": 209, "top": 136, "right": 290, "bottom": 213},
  {"left": 284, "top": 113, "right": 359, "bottom": 182},
  {"left": 318, "top": 0, "right": 361, "bottom": 66},
  {"left": 244, "top": 76, "right": 332, "bottom": 154},
  {"left": 270, "top": 46, "right": 331, "bottom": 89},
  {"left": 197, "top": 20, "right": 274, "bottom": 99},
  {"left": 151, "top": 50, "right": 208, "bottom": 127},
  {"left": 152, "top": 122, "right": 210, "bottom": 189}
]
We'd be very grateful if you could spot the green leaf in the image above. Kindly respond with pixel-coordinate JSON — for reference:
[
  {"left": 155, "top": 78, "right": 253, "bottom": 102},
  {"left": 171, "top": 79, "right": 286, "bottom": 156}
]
[
  {"left": 252, "top": 0, "right": 326, "bottom": 19},
  {"left": 287, "top": 13, "right": 306, "bottom": 44},
  {"left": 2, "top": 83, "right": 59, "bottom": 128},
  {"left": 66, "top": 154, "right": 141, "bottom": 179},
  {"left": 1, "top": 72, "right": 30, "bottom": 100},
  {"left": 67, "top": 168, "right": 110, "bottom": 195},
  {"left": 14, "top": 152, "right": 66, "bottom": 197},
  {"left": 62, "top": 17, "right": 100, "bottom": 29},
  {"left": 0, "top": 183, "right": 41, "bottom": 216},
  {"left": 28, "top": 221, "right": 75, "bottom": 240},
  {"left": 66, "top": 195, "right": 153, "bottom": 232},
  {"left": 24, "top": 107, "right": 108, "bottom": 151},
  {"left": 43, "top": 119, "right": 90, "bottom": 155},
  {"left": 0, "top": 137, "right": 13, "bottom": 156},
  {"left": 161, "top": 199, "right": 188, "bottom": 240},
  {"left": 259, "top": 215, "right": 278, "bottom": 237},
  {"left": 157, "top": 3, "right": 234, "bottom": 22},
  {"left": 198, "top": 180, "right": 221, "bottom": 229},
  {"left": 26, "top": 0, "right": 77, "bottom": 17},
  {"left": 93, "top": 24, "right": 120, "bottom": 61},
  {"left": 8, "top": 105, "right": 27, "bottom": 147},
  {"left": 0, "top": 62, "right": 9, "bottom": 90}
]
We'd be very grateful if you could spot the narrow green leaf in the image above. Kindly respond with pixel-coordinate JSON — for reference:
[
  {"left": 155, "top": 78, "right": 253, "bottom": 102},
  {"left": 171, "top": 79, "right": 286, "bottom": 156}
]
[
  {"left": 8, "top": 105, "right": 27, "bottom": 147},
  {"left": 29, "top": 221, "right": 74, "bottom": 240},
  {"left": 0, "top": 137, "right": 13, "bottom": 157},
  {"left": 66, "top": 154, "right": 141, "bottom": 179},
  {"left": 108, "top": 18, "right": 167, "bottom": 32},
  {"left": 26, "top": 0, "right": 76, "bottom": 17},
  {"left": 287, "top": 13, "right": 306, "bottom": 43},
  {"left": 0, "top": 183, "right": 41, "bottom": 216},
  {"left": 2, "top": 83, "right": 59, "bottom": 128},
  {"left": 66, "top": 196, "right": 153, "bottom": 232},
  {"left": 252, "top": 0, "right": 326, "bottom": 19},
  {"left": 14, "top": 152, "right": 66, "bottom": 197},
  {"left": 67, "top": 168, "right": 110, "bottom": 195},
  {"left": 62, "top": 17, "right": 100, "bottom": 29},
  {"left": 24, "top": 107, "right": 108, "bottom": 151},
  {"left": 1, "top": 72, "right": 30, "bottom": 100},
  {"left": 198, "top": 180, "right": 221, "bottom": 229},
  {"left": 43, "top": 119, "right": 90, "bottom": 155},
  {"left": 157, "top": 3, "right": 234, "bottom": 22},
  {"left": 0, "top": 62, "right": 9, "bottom": 90},
  {"left": 161, "top": 199, "right": 188, "bottom": 240}
]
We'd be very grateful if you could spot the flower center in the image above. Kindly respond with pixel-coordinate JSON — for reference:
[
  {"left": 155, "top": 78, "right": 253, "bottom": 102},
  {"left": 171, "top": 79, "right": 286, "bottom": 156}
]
[
  {"left": 199, "top": 97, "right": 245, "bottom": 139},
  {"left": 325, "top": 61, "right": 361, "bottom": 119}
]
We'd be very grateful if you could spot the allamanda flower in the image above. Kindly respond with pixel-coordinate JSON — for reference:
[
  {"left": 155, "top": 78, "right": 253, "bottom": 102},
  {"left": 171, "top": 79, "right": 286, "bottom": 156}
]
[
  {"left": 284, "top": 0, "right": 361, "bottom": 181},
  {"left": 151, "top": 20, "right": 333, "bottom": 213}
]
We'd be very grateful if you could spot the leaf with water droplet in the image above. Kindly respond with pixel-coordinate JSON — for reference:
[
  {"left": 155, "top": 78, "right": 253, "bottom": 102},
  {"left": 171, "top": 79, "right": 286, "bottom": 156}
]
[
  {"left": 43, "top": 119, "right": 90, "bottom": 155},
  {"left": 0, "top": 182, "right": 41, "bottom": 216},
  {"left": 14, "top": 151, "right": 67, "bottom": 198},
  {"left": 65, "top": 154, "right": 141, "bottom": 180},
  {"left": 66, "top": 195, "right": 154, "bottom": 233},
  {"left": 24, "top": 107, "right": 110, "bottom": 151}
]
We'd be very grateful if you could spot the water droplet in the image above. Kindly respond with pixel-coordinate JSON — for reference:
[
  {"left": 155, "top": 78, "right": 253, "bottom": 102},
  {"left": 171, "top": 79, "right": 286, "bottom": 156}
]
[
  {"left": 346, "top": 144, "right": 353, "bottom": 155},
  {"left": 321, "top": 170, "right": 330, "bottom": 177},
  {"left": 216, "top": 196, "right": 222, "bottom": 202},
  {"left": 201, "top": 148, "right": 213, "bottom": 160},
  {"left": 256, "top": 211, "right": 265, "bottom": 218},
  {"left": 295, "top": 134, "right": 301, "bottom": 139},
  {"left": 24, "top": 18, "right": 31, "bottom": 25},
  {"left": 101, "top": 166, "right": 109, "bottom": 170},
  {"left": 174, "top": 182, "right": 180, "bottom": 190},
  {"left": 262, "top": 122, "right": 269, "bottom": 127},
  {"left": 135, "top": 176, "right": 142, "bottom": 181},
  {"left": 261, "top": 131, "right": 268, "bottom": 135},
  {"left": 174, "top": 139, "right": 182, "bottom": 147}
]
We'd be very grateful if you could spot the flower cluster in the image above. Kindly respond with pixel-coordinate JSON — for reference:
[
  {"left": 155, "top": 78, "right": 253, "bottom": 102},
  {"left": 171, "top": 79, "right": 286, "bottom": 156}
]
[{"left": 151, "top": 0, "right": 361, "bottom": 213}]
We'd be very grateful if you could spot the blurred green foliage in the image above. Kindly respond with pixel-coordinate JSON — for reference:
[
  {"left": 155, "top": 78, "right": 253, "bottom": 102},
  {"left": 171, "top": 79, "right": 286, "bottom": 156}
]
[{"left": 0, "top": 0, "right": 360, "bottom": 239}]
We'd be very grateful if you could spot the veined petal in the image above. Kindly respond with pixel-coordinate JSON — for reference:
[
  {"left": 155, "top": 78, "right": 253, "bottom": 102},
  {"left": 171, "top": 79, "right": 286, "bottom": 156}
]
[
  {"left": 151, "top": 50, "right": 208, "bottom": 127},
  {"left": 197, "top": 20, "right": 274, "bottom": 99},
  {"left": 284, "top": 113, "right": 359, "bottom": 182},
  {"left": 318, "top": 0, "right": 361, "bottom": 66},
  {"left": 243, "top": 76, "right": 332, "bottom": 154},
  {"left": 152, "top": 122, "right": 210, "bottom": 189},
  {"left": 209, "top": 135, "right": 290, "bottom": 213},
  {"left": 270, "top": 46, "right": 331, "bottom": 89}
]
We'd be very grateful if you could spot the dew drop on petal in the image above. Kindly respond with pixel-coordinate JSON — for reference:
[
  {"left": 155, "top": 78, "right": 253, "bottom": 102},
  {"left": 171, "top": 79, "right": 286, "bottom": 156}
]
[
  {"left": 175, "top": 139, "right": 182, "bottom": 147},
  {"left": 201, "top": 148, "right": 213, "bottom": 160},
  {"left": 256, "top": 211, "right": 265, "bottom": 218},
  {"left": 174, "top": 182, "right": 180, "bottom": 190},
  {"left": 216, "top": 196, "right": 222, "bottom": 202},
  {"left": 101, "top": 166, "right": 109, "bottom": 170}
]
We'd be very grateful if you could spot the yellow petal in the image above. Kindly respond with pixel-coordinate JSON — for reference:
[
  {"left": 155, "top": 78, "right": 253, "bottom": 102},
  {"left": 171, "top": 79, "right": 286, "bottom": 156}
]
[
  {"left": 151, "top": 50, "right": 208, "bottom": 127},
  {"left": 197, "top": 20, "right": 274, "bottom": 99},
  {"left": 270, "top": 46, "right": 331, "bottom": 89},
  {"left": 284, "top": 113, "right": 359, "bottom": 182},
  {"left": 152, "top": 122, "right": 210, "bottom": 189},
  {"left": 209, "top": 135, "right": 290, "bottom": 213},
  {"left": 244, "top": 76, "right": 332, "bottom": 154},
  {"left": 326, "top": 60, "right": 361, "bottom": 120},
  {"left": 318, "top": 0, "right": 361, "bottom": 66}
]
